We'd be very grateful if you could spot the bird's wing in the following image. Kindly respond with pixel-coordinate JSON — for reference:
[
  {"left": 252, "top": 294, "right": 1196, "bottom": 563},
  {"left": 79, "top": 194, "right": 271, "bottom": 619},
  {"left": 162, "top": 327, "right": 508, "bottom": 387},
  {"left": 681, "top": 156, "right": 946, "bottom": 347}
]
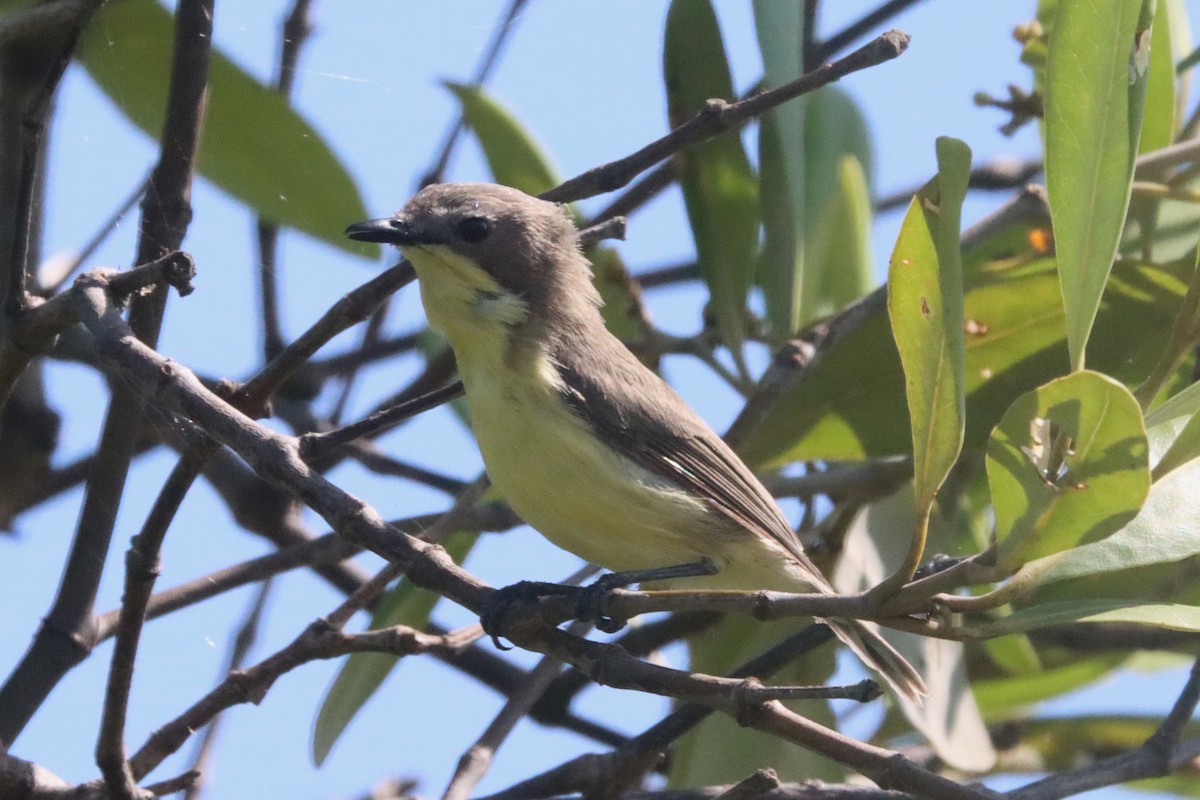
[{"left": 552, "top": 337, "right": 829, "bottom": 588}]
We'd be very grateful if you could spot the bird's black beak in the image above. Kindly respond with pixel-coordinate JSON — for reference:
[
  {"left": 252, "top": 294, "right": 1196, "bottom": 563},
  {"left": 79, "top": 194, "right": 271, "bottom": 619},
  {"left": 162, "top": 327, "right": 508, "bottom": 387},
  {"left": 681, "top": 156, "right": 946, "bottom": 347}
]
[{"left": 344, "top": 216, "right": 439, "bottom": 245}]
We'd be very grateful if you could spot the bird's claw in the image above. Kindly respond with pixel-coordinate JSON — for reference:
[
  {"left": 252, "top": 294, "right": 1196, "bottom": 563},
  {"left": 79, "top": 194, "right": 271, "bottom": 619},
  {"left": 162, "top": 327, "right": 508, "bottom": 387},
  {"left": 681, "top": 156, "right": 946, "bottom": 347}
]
[{"left": 480, "top": 580, "right": 579, "bottom": 649}]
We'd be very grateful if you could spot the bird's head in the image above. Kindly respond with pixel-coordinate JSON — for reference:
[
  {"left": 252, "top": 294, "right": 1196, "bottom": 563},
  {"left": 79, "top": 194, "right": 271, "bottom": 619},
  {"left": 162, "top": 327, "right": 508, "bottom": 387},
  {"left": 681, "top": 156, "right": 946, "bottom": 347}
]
[{"left": 347, "top": 183, "right": 599, "bottom": 344}]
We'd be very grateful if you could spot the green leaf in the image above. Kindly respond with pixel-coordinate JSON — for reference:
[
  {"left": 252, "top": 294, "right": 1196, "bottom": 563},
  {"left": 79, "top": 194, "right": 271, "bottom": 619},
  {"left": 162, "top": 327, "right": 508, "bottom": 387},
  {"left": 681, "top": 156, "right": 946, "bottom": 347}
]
[
  {"left": 1022, "top": 381, "right": 1200, "bottom": 586},
  {"left": 734, "top": 252, "right": 1189, "bottom": 468},
  {"left": 979, "top": 600, "right": 1200, "bottom": 636},
  {"left": 77, "top": 0, "right": 373, "bottom": 258},
  {"left": 1153, "top": 404, "right": 1200, "bottom": 480},
  {"left": 1015, "top": 715, "right": 1200, "bottom": 774},
  {"left": 888, "top": 137, "right": 970, "bottom": 512},
  {"left": 312, "top": 531, "right": 479, "bottom": 765},
  {"left": 973, "top": 655, "right": 1127, "bottom": 719},
  {"left": 445, "top": 83, "right": 560, "bottom": 196},
  {"left": 757, "top": 110, "right": 803, "bottom": 342},
  {"left": 802, "top": 87, "right": 874, "bottom": 321},
  {"left": 757, "top": 86, "right": 874, "bottom": 342},
  {"left": 665, "top": 0, "right": 759, "bottom": 366},
  {"left": 1045, "top": 0, "right": 1154, "bottom": 369},
  {"left": 987, "top": 371, "right": 1150, "bottom": 571},
  {"left": 753, "top": 0, "right": 805, "bottom": 340},
  {"left": 1139, "top": 0, "right": 1177, "bottom": 153}
]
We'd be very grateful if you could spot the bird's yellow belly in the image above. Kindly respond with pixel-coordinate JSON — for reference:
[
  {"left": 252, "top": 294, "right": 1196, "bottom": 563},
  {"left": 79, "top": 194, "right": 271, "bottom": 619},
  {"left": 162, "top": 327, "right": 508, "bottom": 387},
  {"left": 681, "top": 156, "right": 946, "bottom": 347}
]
[{"left": 459, "top": 357, "right": 717, "bottom": 574}]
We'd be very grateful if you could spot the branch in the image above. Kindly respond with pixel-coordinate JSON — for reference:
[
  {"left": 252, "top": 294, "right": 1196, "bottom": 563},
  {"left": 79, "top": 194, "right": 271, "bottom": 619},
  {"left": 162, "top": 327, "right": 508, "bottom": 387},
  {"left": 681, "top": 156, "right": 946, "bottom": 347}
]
[
  {"left": 1006, "top": 657, "right": 1200, "bottom": 800},
  {"left": 128, "top": 619, "right": 479, "bottom": 780},
  {"left": 443, "top": 621, "right": 585, "bottom": 800},
  {"left": 95, "top": 0, "right": 215, "bottom": 792},
  {"left": 299, "top": 381, "right": 465, "bottom": 462},
  {"left": 254, "top": 0, "right": 315, "bottom": 360},
  {"left": 44, "top": 267, "right": 975, "bottom": 794},
  {"left": 181, "top": 580, "right": 273, "bottom": 800},
  {"left": 540, "top": 30, "right": 910, "bottom": 203},
  {"left": 0, "top": 0, "right": 101, "bottom": 322},
  {"left": 812, "top": 0, "right": 925, "bottom": 63}
]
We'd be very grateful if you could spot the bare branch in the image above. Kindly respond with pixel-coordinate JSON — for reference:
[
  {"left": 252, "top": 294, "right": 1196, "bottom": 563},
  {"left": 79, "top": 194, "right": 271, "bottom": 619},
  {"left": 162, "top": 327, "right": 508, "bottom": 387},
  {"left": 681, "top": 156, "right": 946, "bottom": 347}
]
[{"left": 541, "top": 30, "right": 910, "bottom": 204}]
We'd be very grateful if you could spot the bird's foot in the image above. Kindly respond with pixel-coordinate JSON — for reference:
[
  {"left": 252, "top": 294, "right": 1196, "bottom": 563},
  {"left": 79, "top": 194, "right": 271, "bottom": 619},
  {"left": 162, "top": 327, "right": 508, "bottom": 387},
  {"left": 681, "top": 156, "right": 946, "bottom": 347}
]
[
  {"left": 481, "top": 580, "right": 578, "bottom": 650},
  {"left": 481, "top": 560, "right": 720, "bottom": 647},
  {"left": 577, "top": 559, "right": 721, "bottom": 633}
]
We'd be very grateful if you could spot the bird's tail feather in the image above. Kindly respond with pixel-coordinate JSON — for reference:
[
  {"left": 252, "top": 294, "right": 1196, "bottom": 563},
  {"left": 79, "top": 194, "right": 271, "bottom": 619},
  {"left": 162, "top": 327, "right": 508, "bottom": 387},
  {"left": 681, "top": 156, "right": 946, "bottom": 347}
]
[{"left": 824, "top": 618, "right": 926, "bottom": 704}]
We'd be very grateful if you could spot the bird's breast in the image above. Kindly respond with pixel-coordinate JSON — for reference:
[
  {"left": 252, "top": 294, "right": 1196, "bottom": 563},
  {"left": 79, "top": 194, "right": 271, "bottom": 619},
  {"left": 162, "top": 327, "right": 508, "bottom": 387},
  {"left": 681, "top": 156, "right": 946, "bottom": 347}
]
[{"left": 456, "top": 347, "right": 720, "bottom": 574}]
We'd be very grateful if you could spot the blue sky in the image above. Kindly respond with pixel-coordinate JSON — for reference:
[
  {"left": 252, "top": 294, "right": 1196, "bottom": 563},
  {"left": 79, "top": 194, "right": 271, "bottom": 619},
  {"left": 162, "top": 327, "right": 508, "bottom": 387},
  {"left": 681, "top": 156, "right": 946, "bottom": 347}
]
[{"left": 2, "top": 2, "right": 1192, "bottom": 799}]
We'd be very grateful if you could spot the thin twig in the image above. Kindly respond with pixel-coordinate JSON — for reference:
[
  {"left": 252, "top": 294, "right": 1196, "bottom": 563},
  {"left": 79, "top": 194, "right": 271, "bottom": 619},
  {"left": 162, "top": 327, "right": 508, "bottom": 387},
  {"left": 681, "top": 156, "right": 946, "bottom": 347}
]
[
  {"left": 483, "top": 625, "right": 836, "bottom": 800},
  {"left": 443, "top": 607, "right": 591, "bottom": 800},
  {"left": 182, "top": 580, "right": 274, "bottom": 800},
  {"left": 540, "top": 30, "right": 910, "bottom": 204},
  {"left": 256, "top": 0, "right": 315, "bottom": 360},
  {"left": 812, "top": 0, "right": 925, "bottom": 63},
  {"left": 0, "top": 0, "right": 205, "bottom": 746},
  {"left": 44, "top": 171, "right": 149, "bottom": 296},
  {"left": 0, "top": 0, "right": 99, "bottom": 319},
  {"left": 93, "top": 2, "right": 215, "bottom": 794},
  {"left": 419, "top": 0, "right": 531, "bottom": 187},
  {"left": 299, "top": 381, "right": 465, "bottom": 461},
  {"left": 129, "top": 619, "right": 480, "bottom": 781}
]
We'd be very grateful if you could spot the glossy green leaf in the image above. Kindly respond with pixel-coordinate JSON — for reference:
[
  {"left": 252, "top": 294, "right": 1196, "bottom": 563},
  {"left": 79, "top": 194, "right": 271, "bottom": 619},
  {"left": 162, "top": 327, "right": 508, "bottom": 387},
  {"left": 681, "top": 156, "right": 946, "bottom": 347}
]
[
  {"left": 1140, "top": 0, "right": 1177, "bottom": 153},
  {"left": 1045, "top": 0, "right": 1154, "bottom": 369},
  {"left": 986, "top": 371, "right": 1150, "bottom": 571},
  {"left": 665, "top": 0, "right": 759, "bottom": 366},
  {"left": 734, "top": 252, "right": 1189, "bottom": 469},
  {"left": 888, "top": 138, "right": 970, "bottom": 511},
  {"left": 753, "top": 0, "right": 805, "bottom": 340},
  {"left": 77, "top": 0, "right": 373, "bottom": 258},
  {"left": 972, "top": 655, "right": 1126, "bottom": 719},
  {"left": 980, "top": 600, "right": 1200, "bottom": 636},
  {"left": 1023, "top": 380, "right": 1200, "bottom": 586},
  {"left": 446, "top": 83, "right": 560, "bottom": 196},
  {"left": 312, "top": 531, "right": 479, "bottom": 765}
]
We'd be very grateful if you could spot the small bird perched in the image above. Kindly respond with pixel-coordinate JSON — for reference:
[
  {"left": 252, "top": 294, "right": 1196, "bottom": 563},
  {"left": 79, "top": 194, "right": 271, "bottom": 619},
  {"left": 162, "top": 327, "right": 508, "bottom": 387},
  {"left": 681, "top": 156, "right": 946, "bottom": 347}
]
[{"left": 346, "top": 183, "right": 925, "bottom": 702}]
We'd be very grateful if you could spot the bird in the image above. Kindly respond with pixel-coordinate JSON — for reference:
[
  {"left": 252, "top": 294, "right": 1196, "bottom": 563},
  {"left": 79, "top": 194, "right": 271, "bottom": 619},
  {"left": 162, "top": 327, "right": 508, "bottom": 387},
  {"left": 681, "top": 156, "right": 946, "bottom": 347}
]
[{"left": 345, "top": 182, "right": 926, "bottom": 703}]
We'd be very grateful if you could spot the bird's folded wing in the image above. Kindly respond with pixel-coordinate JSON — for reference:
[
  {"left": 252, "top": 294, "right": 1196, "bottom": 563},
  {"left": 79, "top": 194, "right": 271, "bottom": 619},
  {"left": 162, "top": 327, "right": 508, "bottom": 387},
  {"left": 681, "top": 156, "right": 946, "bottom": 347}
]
[{"left": 554, "top": 351, "right": 828, "bottom": 588}]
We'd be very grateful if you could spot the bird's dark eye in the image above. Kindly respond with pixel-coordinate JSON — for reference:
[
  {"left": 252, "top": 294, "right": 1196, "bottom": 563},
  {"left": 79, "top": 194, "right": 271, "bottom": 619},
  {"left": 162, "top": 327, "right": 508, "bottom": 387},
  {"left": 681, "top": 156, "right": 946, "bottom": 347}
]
[{"left": 458, "top": 216, "right": 491, "bottom": 243}]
